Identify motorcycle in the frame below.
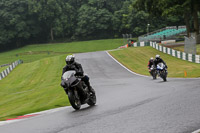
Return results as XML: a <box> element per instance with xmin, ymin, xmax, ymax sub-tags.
<box><xmin>156</xmin><ymin>63</ymin><xmax>168</xmax><ymax>81</ymax></box>
<box><xmin>61</xmin><ymin>70</ymin><xmax>96</xmax><ymax>110</ymax></box>
<box><xmin>149</xmin><ymin>65</ymin><xmax>157</xmax><ymax>79</ymax></box>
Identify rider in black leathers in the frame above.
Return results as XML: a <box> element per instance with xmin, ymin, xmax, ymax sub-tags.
<box><xmin>62</xmin><ymin>55</ymin><xmax>95</xmax><ymax>94</ymax></box>
<box><xmin>147</xmin><ymin>57</ymin><xmax>154</xmax><ymax>70</ymax></box>
<box><xmin>154</xmin><ymin>55</ymin><xmax>167</xmax><ymax>68</ymax></box>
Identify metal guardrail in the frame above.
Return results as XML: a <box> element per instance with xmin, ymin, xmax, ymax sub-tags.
<box><xmin>138</xmin><ymin>26</ymin><xmax>186</xmax><ymax>42</ymax></box>
<box><xmin>0</xmin><ymin>64</ymin><xmax>11</xmax><ymax>68</ymax></box>
<box><xmin>150</xmin><ymin>42</ymin><xmax>200</xmax><ymax>63</ymax></box>
<box><xmin>0</xmin><ymin>60</ymin><xmax>23</xmax><ymax>80</ymax></box>
<box><xmin>178</xmin><ymin>25</ymin><xmax>186</xmax><ymax>29</ymax></box>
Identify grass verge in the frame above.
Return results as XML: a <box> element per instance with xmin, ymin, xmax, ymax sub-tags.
<box><xmin>0</xmin><ymin>39</ymin><xmax>123</xmax><ymax>65</ymax></box>
<box><xmin>109</xmin><ymin>46</ymin><xmax>200</xmax><ymax>78</ymax></box>
<box><xmin>0</xmin><ymin>55</ymin><xmax>68</xmax><ymax>120</ymax></box>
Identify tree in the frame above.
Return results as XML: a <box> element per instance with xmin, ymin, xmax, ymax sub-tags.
<box><xmin>162</xmin><ymin>0</ymin><xmax>200</xmax><ymax>42</ymax></box>
<box><xmin>1</xmin><ymin>0</ymin><xmax>195</xmax><ymax>52</ymax></box>
<box><xmin>75</xmin><ymin>5</ymin><xmax>112</xmax><ymax>39</ymax></box>
<box><xmin>0</xmin><ymin>0</ymin><xmax>32</xmax><ymax>50</ymax></box>
<box><xmin>88</xmin><ymin>0</ymin><xmax>127</xmax><ymax>13</ymax></box>
<box><xmin>112</xmin><ymin>1</ymin><xmax>131</xmax><ymax>36</ymax></box>
<box><xmin>134</xmin><ymin>0</ymin><xmax>200</xmax><ymax>42</ymax></box>
<box><xmin>28</xmin><ymin>0</ymin><xmax>73</xmax><ymax>41</ymax></box>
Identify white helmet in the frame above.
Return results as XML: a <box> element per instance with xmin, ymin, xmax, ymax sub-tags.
<box><xmin>66</xmin><ymin>55</ymin><xmax>75</xmax><ymax>64</ymax></box>
<box><xmin>150</xmin><ymin>57</ymin><xmax>153</xmax><ymax>60</ymax></box>
<box><xmin>155</xmin><ymin>54</ymin><xmax>160</xmax><ymax>59</ymax></box>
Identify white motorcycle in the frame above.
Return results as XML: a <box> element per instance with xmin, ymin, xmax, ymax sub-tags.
<box><xmin>156</xmin><ymin>63</ymin><xmax>168</xmax><ymax>81</ymax></box>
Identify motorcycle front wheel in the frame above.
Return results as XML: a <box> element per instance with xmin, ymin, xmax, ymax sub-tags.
<box><xmin>152</xmin><ymin>71</ymin><xmax>157</xmax><ymax>79</ymax></box>
<box><xmin>68</xmin><ymin>90</ymin><xmax>81</xmax><ymax>110</ymax></box>
<box><xmin>163</xmin><ymin>74</ymin><xmax>167</xmax><ymax>81</ymax></box>
<box><xmin>87</xmin><ymin>88</ymin><xmax>96</xmax><ymax>106</ymax></box>
<box><xmin>161</xmin><ymin>71</ymin><xmax>167</xmax><ymax>82</ymax></box>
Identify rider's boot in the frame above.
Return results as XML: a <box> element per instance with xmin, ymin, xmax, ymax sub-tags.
<box><xmin>88</xmin><ymin>86</ymin><xmax>95</xmax><ymax>94</ymax></box>
<box><xmin>86</xmin><ymin>81</ymin><xmax>95</xmax><ymax>94</ymax></box>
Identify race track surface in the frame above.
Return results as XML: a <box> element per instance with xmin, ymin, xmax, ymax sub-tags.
<box><xmin>0</xmin><ymin>51</ymin><xmax>200</xmax><ymax>133</ymax></box>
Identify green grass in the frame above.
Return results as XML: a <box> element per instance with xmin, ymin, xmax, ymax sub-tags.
<box><xmin>0</xmin><ymin>39</ymin><xmax>123</xmax><ymax>65</ymax></box>
<box><xmin>172</xmin><ymin>44</ymin><xmax>200</xmax><ymax>55</ymax></box>
<box><xmin>0</xmin><ymin>55</ymin><xmax>68</xmax><ymax>120</ymax></box>
<box><xmin>109</xmin><ymin>46</ymin><xmax>200</xmax><ymax>78</ymax></box>
<box><xmin>0</xmin><ymin>39</ymin><xmax>123</xmax><ymax>120</ymax></box>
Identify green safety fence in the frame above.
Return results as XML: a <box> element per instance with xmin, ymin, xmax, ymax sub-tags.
<box><xmin>120</xmin><ymin>42</ymin><xmax>200</xmax><ymax>64</ymax></box>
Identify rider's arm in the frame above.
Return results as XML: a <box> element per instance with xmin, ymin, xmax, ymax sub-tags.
<box><xmin>62</xmin><ymin>65</ymin><xmax>69</xmax><ymax>75</ymax></box>
<box><xmin>62</xmin><ymin>66</ymin><xmax>66</xmax><ymax>75</ymax></box>
<box><xmin>147</xmin><ymin>61</ymin><xmax>151</xmax><ymax>69</ymax></box>
<box><xmin>161</xmin><ymin>59</ymin><xmax>166</xmax><ymax>65</ymax></box>
<box><xmin>153</xmin><ymin>60</ymin><xmax>156</xmax><ymax>67</ymax></box>
<box><xmin>75</xmin><ymin>63</ymin><xmax>84</xmax><ymax>76</ymax></box>
<box><xmin>160</xmin><ymin>59</ymin><xmax>168</xmax><ymax>68</ymax></box>
<box><xmin>61</xmin><ymin>66</ymin><xmax>67</xmax><ymax>79</ymax></box>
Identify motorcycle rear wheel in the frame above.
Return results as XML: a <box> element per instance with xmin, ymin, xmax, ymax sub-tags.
<box><xmin>68</xmin><ymin>91</ymin><xmax>81</xmax><ymax>110</ymax></box>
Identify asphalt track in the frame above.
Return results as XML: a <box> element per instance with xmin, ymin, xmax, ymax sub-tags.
<box><xmin>0</xmin><ymin>51</ymin><xmax>200</xmax><ymax>133</ymax></box>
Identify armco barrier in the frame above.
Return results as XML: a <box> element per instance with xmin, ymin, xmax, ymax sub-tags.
<box><xmin>119</xmin><ymin>42</ymin><xmax>200</xmax><ymax>64</ymax></box>
<box><xmin>0</xmin><ymin>63</ymin><xmax>10</xmax><ymax>67</ymax></box>
<box><xmin>149</xmin><ymin>42</ymin><xmax>200</xmax><ymax>63</ymax></box>
<box><xmin>0</xmin><ymin>60</ymin><xmax>23</xmax><ymax>80</ymax></box>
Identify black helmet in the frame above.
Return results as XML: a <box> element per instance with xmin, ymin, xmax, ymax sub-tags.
<box><xmin>66</xmin><ymin>55</ymin><xmax>75</xmax><ymax>64</ymax></box>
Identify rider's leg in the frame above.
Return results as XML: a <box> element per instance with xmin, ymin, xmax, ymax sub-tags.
<box><xmin>82</xmin><ymin>75</ymin><xmax>95</xmax><ymax>94</ymax></box>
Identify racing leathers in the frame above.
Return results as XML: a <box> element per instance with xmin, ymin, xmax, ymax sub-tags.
<box><xmin>148</xmin><ymin>59</ymin><xmax>154</xmax><ymax>70</ymax></box>
<box><xmin>154</xmin><ymin>58</ymin><xmax>167</xmax><ymax>69</ymax></box>
<box><xmin>62</xmin><ymin>62</ymin><xmax>95</xmax><ymax>94</ymax></box>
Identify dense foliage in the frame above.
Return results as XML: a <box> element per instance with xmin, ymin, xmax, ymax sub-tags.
<box><xmin>0</xmin><ymin>0</ymin><xmax>190</xmax><ymax>51</ymax></box>
<box><xmin>134</xmin><ymin>0</ymin><xmax>200</xmax><ymax>42</ymax></box>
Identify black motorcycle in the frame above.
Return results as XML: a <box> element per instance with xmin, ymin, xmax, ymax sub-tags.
<box><xmin>156</xmin><ymin>63</ymin><xmax>168</xmax><ymax>81</ymax></box>
<box><xmin>61</xmin><ymin>70</ymin><xmax>96</xmax><ymax>110</ymax></box>
<box><xmin>149</xmin><ymin>65</ymin><xmax>157</xmax><ymax>79</ymax></box>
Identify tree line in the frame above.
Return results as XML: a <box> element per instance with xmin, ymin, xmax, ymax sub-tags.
<box><xmin>1</xmin><ymin>0</ymin><xmax>197</xmax><ymax>51</ymax></box>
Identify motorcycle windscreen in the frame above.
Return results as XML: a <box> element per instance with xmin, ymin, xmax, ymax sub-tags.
<box><xmin>62</xmin><ymin>71</ymin><xmax>77</xmax><ymax>85</ymax></box>
<box><xmin>157</xmin><ymin>63</ymin><xmax>165</xmax><ymax>70</ymax></box>
<box><xmin>62</xmin><ymin>71</ymin><xmax>76</xmax><ymax>79</ymax></box>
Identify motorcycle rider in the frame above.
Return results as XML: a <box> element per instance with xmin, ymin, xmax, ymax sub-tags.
<box><xmin>62</xmin><ymin>55</ymin><xmax>95</xmax><ymax>94</ymax></box>
<box><xmin>148</xmin><ymin>57</ymin><xmax>156</xmax><ymax>79</ymax></box>
<box><xmin>148</xmin><ymin>57</ymin><xmax>154</xmax><ymax>70</ymax></box>
<box><xmin>154</xmin><ymin>54</ymin><xmax>168</xmax><ymax>69</ymax></box>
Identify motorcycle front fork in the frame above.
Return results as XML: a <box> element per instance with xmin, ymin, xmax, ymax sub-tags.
<box><xmin>74</xmin><ymin>89</ymin><xmax>80</xmax><ymax>100</ymax></box>
<box><xmin>156</xmin><ymin>70</ymin><xmax>160</xmax><ymax>76</ymax></box>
